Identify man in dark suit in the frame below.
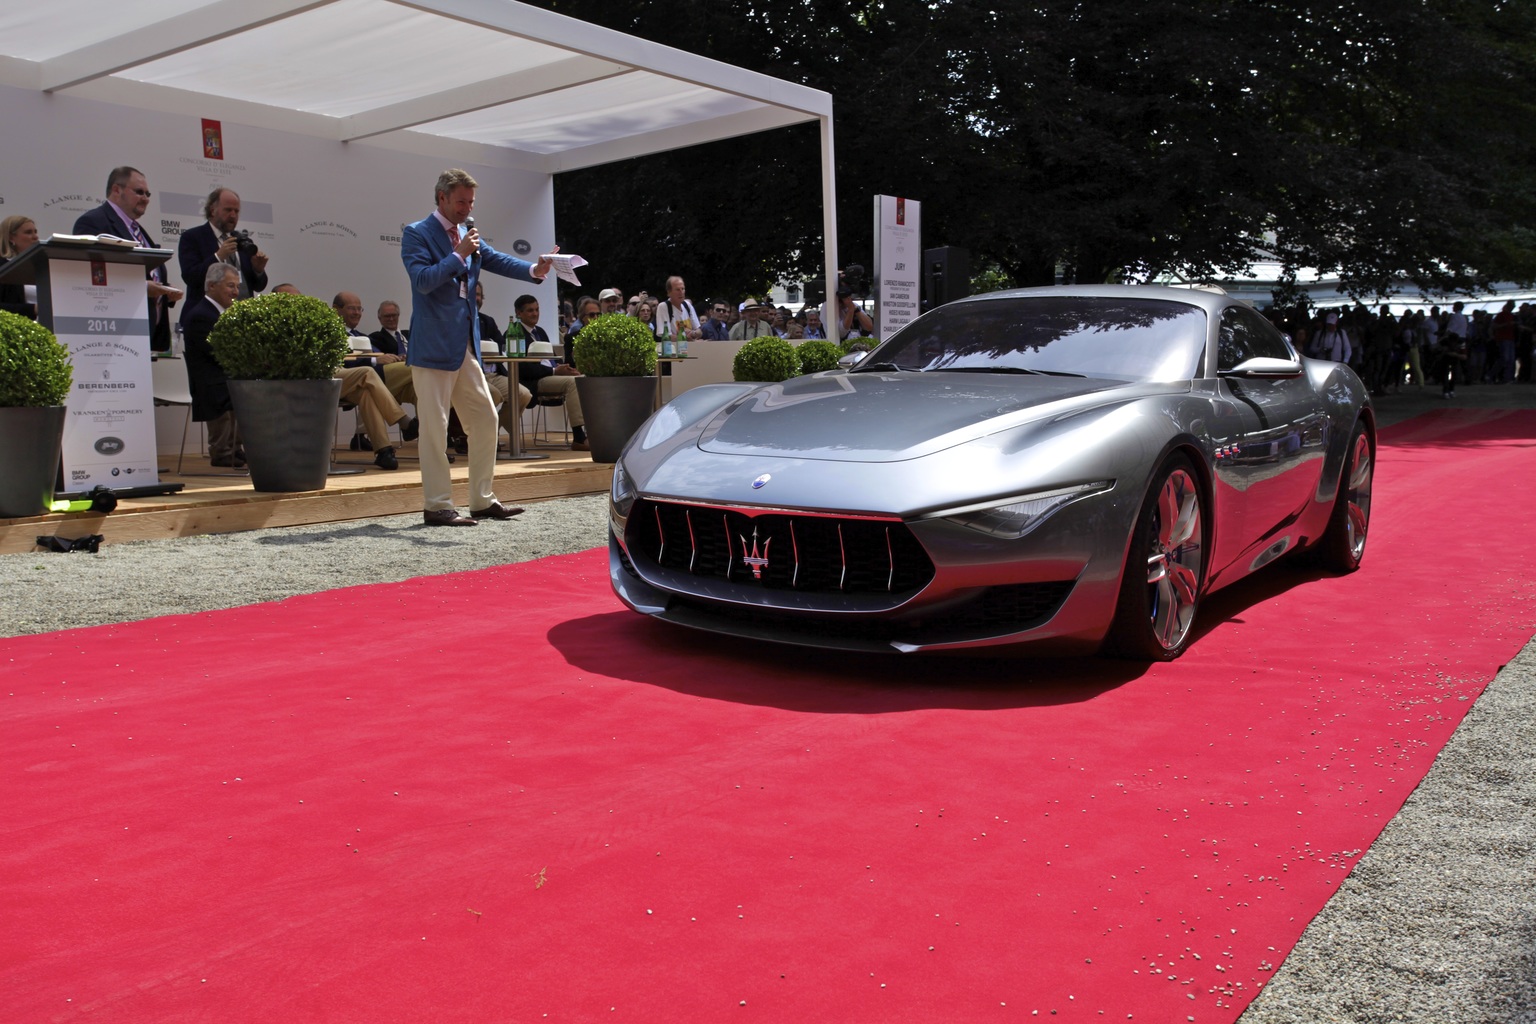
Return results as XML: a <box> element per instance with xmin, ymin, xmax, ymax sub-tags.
<box><xmin>72</xmin><ymin>166</ymin><xmax>181</xmax><ymax>351</ymax></box>
<box><xmin>511</xmin><ymin>293</ymin><xmax>587</xmax><ymax>451</ymax></box>
<box><xmin>177</xmin><ymin>187</ymin><xmax>269</xmax><ymax>315</ymax></box>
<box><xmin>369</xmin><ymin>300</ymin><xmax>409</xmax><ymax>357</ymax></box>
<box><xmin>400</xmin><ymin>167</ymin><xmax>555</xmax><ymax>526</ymax></box>
<box><xmin>181</xmin><ymin>263</ymin><xmax>243</xmax><ymax>466</ymax></box>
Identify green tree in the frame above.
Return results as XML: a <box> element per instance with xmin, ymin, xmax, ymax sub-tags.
<box><xmin>536</xmin><ymin>0</ymin><xmax>1536</xmax><ymax>302</ymax></box>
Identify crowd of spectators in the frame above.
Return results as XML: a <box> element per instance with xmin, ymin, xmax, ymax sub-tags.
<box><xmin>1265</xmin><ymin>300</ymin><xmax>1536</xmax><ymax>398</ymax></box>
<box><xmin>550</xmin><ymin>279</ymin><xmax>868</xmax><ymax>353</ymax></box>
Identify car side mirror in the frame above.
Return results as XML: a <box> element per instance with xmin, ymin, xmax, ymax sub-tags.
<box><xmin>1220</xmin><ymin>356</ymin><xmax>1304</xmax><ymax>379</ymax></box>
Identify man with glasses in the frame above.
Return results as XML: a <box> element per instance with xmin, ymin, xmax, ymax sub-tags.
<box><xmin>73</xmin><ymin>166</ymin><xmax>182</xmax><ymax>351</ymax></box>
<box><xmin>700</xmin><ymin>300</ymin><xmax>732</xmax><ymax>340</ymax></box>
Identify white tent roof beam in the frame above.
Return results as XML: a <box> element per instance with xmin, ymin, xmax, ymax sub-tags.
<box><xmin>38</xmin><ymin>0</ymin><xmax>330</xmax><ymax>93</ymax></box>
<box><xmin>541</xmin><ymin>106</ymin><xmax>819</xmax><ymax>174</ymax></box>
<box><xmin>338</xmin><ymin>55</ymin><xmax>630</xmax><ymax>143</ymax></box>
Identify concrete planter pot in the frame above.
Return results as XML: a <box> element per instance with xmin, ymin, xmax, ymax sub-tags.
<box><xmin>574</xmin><ymin>376</ymin><xmax>656</xmax><ymax>464</ymax></box>
<box><xmin>226</xmin><ymin>378</ymin><xmax>341</xmax><ymax>492</ymax></box>
<box><xmin>0</xmin><ymin>405</ymin><xmax>66</xmax><ymax>518</ymax></box>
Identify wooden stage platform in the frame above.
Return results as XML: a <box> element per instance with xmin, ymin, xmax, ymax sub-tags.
<box><xmin>1</xmin><ymin>441</ymin><xmax>612</xmax><ymax>555</ymax></box>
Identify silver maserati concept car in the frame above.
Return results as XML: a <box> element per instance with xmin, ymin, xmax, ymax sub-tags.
<box><xmin>607</xmin><ymin>284</ymin><xmax>1374</xmax><ymax>659</ymax></box>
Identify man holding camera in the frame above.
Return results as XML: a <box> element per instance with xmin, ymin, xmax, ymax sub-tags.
<box><xmin>178</xmin><ymin>187</ymin><xmax>269</xmax><ymax>314</ymax></box>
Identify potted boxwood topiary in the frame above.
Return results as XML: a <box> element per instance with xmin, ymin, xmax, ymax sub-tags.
<box><xmin>571</xmin><ymin>313</ymin><xmax>659</xmax><ymax>463</ymax></box>
<box><xmin>0</xmin><ymin>310</ymin><xmax>73</xmax><ymax>517</ymax></box>
<box><xmin>208</xmin><ymin>292</ymin><xmax>350</xmax><ymax>492</ymax></box>
<box><xmin>794</xmin><ymin>339</ymin><xmax>844</xmax><ymax>375</ymax></box>
<box><xmin>732</xmin><ymin>336</ymin><xmax>799</xmax><ymax>383</ymax></box>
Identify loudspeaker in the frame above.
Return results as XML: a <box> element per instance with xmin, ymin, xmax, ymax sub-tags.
<box><xmin>924</xmin><ymin>246</ymin><xmax>971</xmax><ymax>308</ymax></box>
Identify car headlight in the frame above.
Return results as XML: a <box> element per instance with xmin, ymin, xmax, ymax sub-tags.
<box><xmin>611</xmin><ymin>460</ymin><xmax>638</xmax><ymax>519</ymax></box>
<box><xmin>933</xmin><ymin>481</ymin><xmax>1112</xmax><ymax>540</ymax></box>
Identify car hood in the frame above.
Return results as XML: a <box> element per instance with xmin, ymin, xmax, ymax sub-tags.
<box><xmin>695</xmin><ymin>370</ymin><xmax>1142</xmax><ymax>462</ymax></box>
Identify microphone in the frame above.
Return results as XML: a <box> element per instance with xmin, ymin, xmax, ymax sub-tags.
<box><xmin>464</xmin><ymin>216</ymin><xmax>479</xmax><ymax>266</ymax></box>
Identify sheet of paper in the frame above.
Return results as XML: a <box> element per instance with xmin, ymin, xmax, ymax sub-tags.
<box><xmin>541</xmin><ymin>253</ymin><xmax>587</xmax><ymax>286</ymax></box>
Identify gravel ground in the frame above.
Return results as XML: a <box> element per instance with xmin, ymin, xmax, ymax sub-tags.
<box><xmin>2</xmin><ymin>383</ymin><xmax>1533</xmax><ymax>1023</ymax></box>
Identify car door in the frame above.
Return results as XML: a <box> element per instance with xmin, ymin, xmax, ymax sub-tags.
<box><xmin>1208</xmin><ymin>305</ymin><xmax>1331</xmax><ymax>577</ymax></box>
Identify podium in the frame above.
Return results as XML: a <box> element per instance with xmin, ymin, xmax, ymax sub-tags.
<box><xmin>0</xmin><ymin>239</ymin><xmax>180</xmax><ymax>497</ymax></box>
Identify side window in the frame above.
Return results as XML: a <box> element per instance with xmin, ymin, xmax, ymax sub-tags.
<box><xmin>1219</xmin><ymin>306</ymin><xmax>1294</xmax><ymax>370</ymax></box>
<box><xmin>1217</xmin><ymin>308</ymin><xmax>1257</xmax><ymax>372</ymax></box>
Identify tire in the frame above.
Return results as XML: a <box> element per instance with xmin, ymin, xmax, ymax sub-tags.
<box><xmin>1314</xmin><ymin>421</ymin><xmax>1373</xmax><ymax>572</ymax></box>
<box><xmin>1103</xmin><ymin>454</ymin><xmax>1207</xmax><ymax>661</ymax></box>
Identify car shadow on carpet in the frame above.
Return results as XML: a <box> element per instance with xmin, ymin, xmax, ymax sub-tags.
<box><xmin>546</xmin><ymin>560</ymin><xmax>1341</xmax><ymax>714</ymax></box>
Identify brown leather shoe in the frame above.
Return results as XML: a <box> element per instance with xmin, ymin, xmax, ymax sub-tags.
<box><xmin>423</xmin><ymin>508</ymin><xmax>478</xmax><ymax>527</ymax></box>
<box><xmin>570</xmin><ymin>440</ymin><xmax>591</xmax><ymax>452</ymax></box>
<box><xmin>468</xmin><ymin>500</ymin><xmax>525</xmax><ymax>520</ymax></box>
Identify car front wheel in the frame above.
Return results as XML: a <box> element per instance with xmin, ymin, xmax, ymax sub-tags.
<box><xmin>1314</xmin><ymin>421</ymin><xmax>1373</xmax><ymax>572</ymax></box>
<box><xmin>1104</xmin><ymin>454</ymin><xmax>1206</xmax><ymax>661</ymax></box>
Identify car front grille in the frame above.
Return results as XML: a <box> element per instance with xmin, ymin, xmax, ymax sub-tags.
<box><xmin>628</xmin><ymin>499</ymin><xmax>935</xmax><ymax>595</ymax></box>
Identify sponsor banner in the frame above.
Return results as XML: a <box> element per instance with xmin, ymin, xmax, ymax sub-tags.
<box><xmin>873</xmin><ymin>194</ymin><xmax>921</xmax><ymax>339</ymax></box>
<box><xmin>52</xmin><ymin>260</ymin><xmax>160</xmax><ymax>490</ymax></box>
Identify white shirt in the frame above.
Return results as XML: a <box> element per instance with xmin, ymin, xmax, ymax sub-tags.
<box><xmin>654</xmin><ymin>298</ymin><xmax>698</xmax><ymax>339</ymax></box>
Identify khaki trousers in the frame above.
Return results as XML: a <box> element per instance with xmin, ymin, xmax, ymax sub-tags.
<box><xmin>412</xmin><ymin>346</ymin><xmax>499</xmax><ymax>512</ymax></box>
<box><xmin>533</xmin><ymin>373</ymin><xmax>583</xmax><ymax>426</ymax></box>
<box><xmin>486</xmin><ymin>372</ymin><xmax>532</xmax><ymax>435</ymax></box>
<box><xmin>382</xmin><ymin>361</ymin><xmax>417</xmax><ymax>406</ymax></box>
<box><xmin>336</xmin><ymin>366</ymin><xmax>406</xmax><ymax>448</ymax></box>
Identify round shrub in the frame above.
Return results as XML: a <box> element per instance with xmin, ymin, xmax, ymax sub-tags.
<box><xmin>795</xmin><ymin>339</ymin><xmax>843</xmax><ymax>374</ymax></box>
<box><xmin>572</xmin><ymin>313</ymin><xmax>658</xmax><ymax>377</ymax></box>
<box><xmin>209</xmin><ymin>292</ymin><xmax>349</xmax><ymax>380</ymax></box>
<box><xmin>733</xmin><ymin>336</ymin><xmax>799</xmax><ymax>383</ymax></box>
<box><xmin>0</xmin><ymin>309</ymin><xmax>73</xmax><ymax>407</ymax></box>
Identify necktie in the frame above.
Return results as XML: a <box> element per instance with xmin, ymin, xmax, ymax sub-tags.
<box><xmin>130</xmin><ymin>220</ymin><xmax>163</xmax><ymax>323</ymax></box>
<box><xmin>445</xmin><ymin>222</ymin><xmax>459</xmax><ymax>254</ymax></box>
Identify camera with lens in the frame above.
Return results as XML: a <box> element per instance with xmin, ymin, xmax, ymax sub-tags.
<box><xmin>838</xmin><ymin>263</ymin><xmax>867</xmax><ymax>298</ymax></box>
<box><xmin>232</xmin><ymin>229</ymin><xmax>258</xmax><ymax>255</ymax></box>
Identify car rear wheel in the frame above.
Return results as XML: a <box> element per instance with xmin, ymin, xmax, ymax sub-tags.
<box><xmin>1104</xmin><ymin>454</ymin><xmax>1206</xmax><ymax>661</ymax></box>
<box><xmin>1314</xmin><ymin>421</ymin><xmax>1373</xmax><ymax>572</ymax></box>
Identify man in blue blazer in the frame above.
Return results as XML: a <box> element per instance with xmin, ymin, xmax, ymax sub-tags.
<box><xmin>177</xmin><ymin>187</ymin><xmax>268</xmax><ymax>316</ymax></box>
<box><xmin>402</xmin><ymin>168</ymin><xmax>556</xmax><ymax>527</ymax></box>
<box><xmin>72</xmin><ymin>166</ymin><xmax>181</xmax><ymax>351</ymax></box>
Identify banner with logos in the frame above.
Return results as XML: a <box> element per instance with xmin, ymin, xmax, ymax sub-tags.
<box><xmin>873</xmin><ymin>194</ymin><xmax>921</xmax><ymax>340</ymax></box>
<box><xmin>51</xmin><ymin>259</ymin><xmax>161</xmax><ymax>491</ymax></box>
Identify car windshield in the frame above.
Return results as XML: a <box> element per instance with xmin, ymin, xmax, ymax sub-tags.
<box><xmin>852</xmin><ymin>295</ymin><xmax>1207</xmax><ymax>382</ymax></box>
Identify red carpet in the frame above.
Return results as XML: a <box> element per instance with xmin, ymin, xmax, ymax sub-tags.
<box><xmin>3</xmin><ymin>409</ymin><xmax>1534</xmax><ymax>1023</ymax></box>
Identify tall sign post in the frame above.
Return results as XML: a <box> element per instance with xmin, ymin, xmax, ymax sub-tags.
<box><xmin>873</xmin><ymin>195</ymin><xmax>921</xmax><ymax>340</ymax></box>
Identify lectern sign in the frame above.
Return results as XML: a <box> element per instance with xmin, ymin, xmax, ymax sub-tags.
<box><xmin>50</xmin><ymin>259</ymin><xmax>160</xmax><ymax>490</ymax></box>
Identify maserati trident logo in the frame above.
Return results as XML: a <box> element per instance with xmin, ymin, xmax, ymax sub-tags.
<box><xmin>752</xmin><ymin>473</ymin><xmax>771</xmax><ymax>489</ymax></box>
<box><xmin>739</xmin><ymin>525</ymin><xmax>771</xmax><ymax>580</ymax></box>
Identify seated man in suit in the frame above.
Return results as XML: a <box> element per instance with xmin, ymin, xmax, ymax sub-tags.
<box><xmin>332</xmin><ymin>291</ymin><xmax>418</xmax><ymax>459</ymax></box>
<box><xmin>72</xmin><ymin>165</ymin><xmax>182</xmax><ymax>351</ymax></box>
<box><xmin>509</xmin><ymin>293</ymin><xmax>587</xmax><ymax>451</ymax></box>
<box><xmin>370</xmin><ymin>300</ymin><xmax>410</xmax><ymax>358</ymax></box>
<box><xmin>181</xmin><ymin>264</ymin><xmax>243</xmax><ymax>467</ymax></box>
<box><xmin>329</xmin><ymin>291</ymin><xmax>413</xmax><ymax>470</ymax></box>
<box><xmin>369</xmin><ymin>298</ymin><xmax>419</xmax><ymax>427</ymax></box>
<box><xmin>177</xmin><ymin>187</ymin><xmax>268</xmax><ymax>313</ymax></box>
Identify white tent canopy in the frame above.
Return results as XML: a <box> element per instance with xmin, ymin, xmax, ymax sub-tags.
<box><xmin>0</xmin><ymin>0</ymin><xmax>839</xmax><ymax>286</ymax></box>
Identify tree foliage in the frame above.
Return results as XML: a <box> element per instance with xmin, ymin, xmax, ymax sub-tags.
<box><xmin>537</xmin><ymin>0</ymin><xmax>1536</xmax><ymax>302</ymax></box>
